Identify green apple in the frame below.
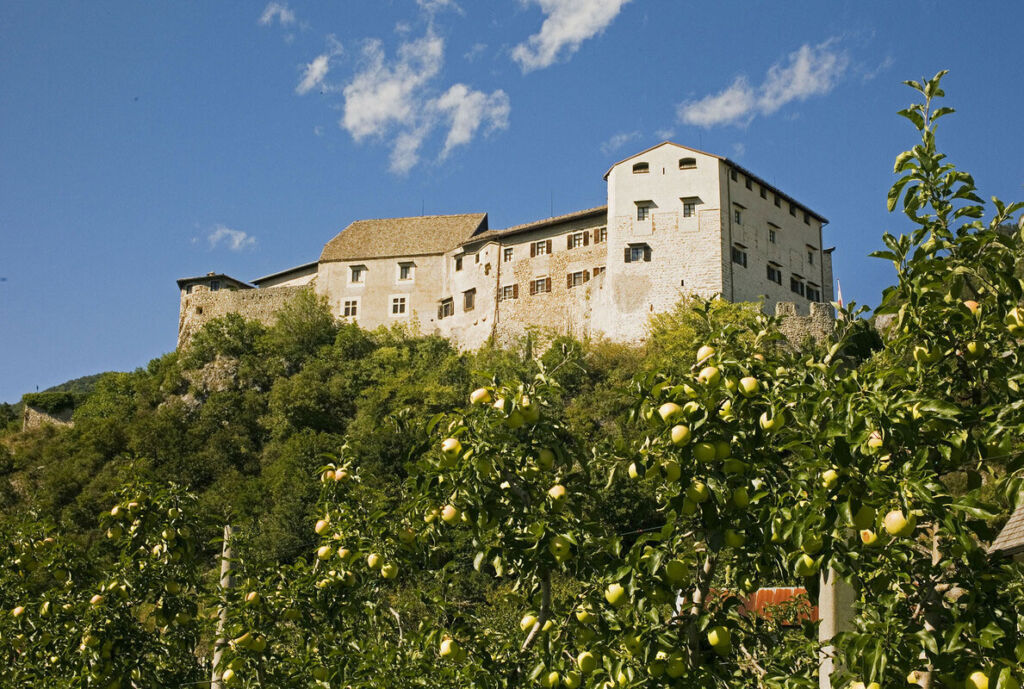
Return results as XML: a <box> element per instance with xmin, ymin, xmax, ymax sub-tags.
<box><xmin>696</xmin><ymin>345</ymin><xmax>715</xmax><ymax>362</ymax></box>
<box><xmin>725</xmin><ymin>377</ymin><xmax>738</xmax><ymax>393</ymax></box>
<box><xmin>441</xmin><ymin>505</ymin><xmax>461</xmax><ymax>525</ymax></box>
<box><xmin>707</xmin><ymin>625</ymin><xmax>732</xmax><ymax>656</ymax></box>
<box><xmin>714</xmin><ymin>440</ymin><xmax>732</xmax><ymax>459</ymax></box>
<box><xmin>316</xmin><ymin>544</ymin><xmax>333</xmax><ymax>561</ymax></box>
<box><xmin>577</xmin><ymin>651</ymin><xmax>598</xmax><ymax>673</ymax></box>
<box><xmin>658</xmin><ymin>402</ymin><xmax>683</xmax><ymax>423</ymax></box>
<box><xmin>686</xmin><ymin>481</ymin><xmax>710</xmax><ymax>503</ymax></box>
<box><xmin>682</xmin><ymin>401</ymin><xmax>701</xmax><ymax>417</ymax></box>
<box><xmin>859</xmin><ymin>529</ymin><xmax>880</xmax><ymax>547</ymax></box>
<box><xmin>520</xmin><ymin>613</ymin><xmax>537</xmax><ymax>632</ymax></box>
<box><xmin>548</xmin><ymin>484</ymin><xmax>567</xmax><ymax>502</ymax></box>
<box><xmin>680</xmin><ymin>498</ymin><xmax>698</xmax><ymax>516</ymax></box>
<box><xmin>913</xmin><ymin>346</ymin><xmax>940</xmax><ymax>365</ymax></box>
<box><xmin>245</xmin><ymin>591</ymin><xmax>260</xmax><ymax>604</ymax></box>
<box><xmin>963</xmin><ymin>299</ymin><xmax>981</xmax><ymax>316</ymax></box>
<box><xmin>549</xmin><ymin>535</ymin><xmax>573</xmax><ymax>562</ymax></box>
<box><xmin>666</xmin><ymin>653</ymin><xmax>687</xmax><ymax>678</ymax></box>
<box><xmin>759</xmin><ymin>411</ymin><xmax>784</xmax><ymax>433</ymax></box>
<box><xmin>622</xmin><ymin>633</ymin><xmax>641</xmax><ymax>655</ymax></box>
<box><xmin>314</xmin><ymin>518</ymin><xmax>330</xmax><ymax>535</ymax></box>
<box><xmin>470</xmin><ymin>387</ymin><xmax>492</xmax><ymax>405</ymax></box>
<box><xmin>729</xmin><ymin>486</ymin><xmax>749</xmax><ymax>508</ymax></box>
<box><xmin>90</xmin><ymin>594</ymin><xmax>104</xmax><ymax>607</ymax></box>
<box><xmin>884</xmin><ymin>510</ymin><xmax>916</xmax><ymax>537</ymax></box>
<box><xmin>575</xmin><ymin>607</ymin><xmax>595</xmax><ymax>624</ymax></box>
<box><xmin>723</xmin><ymin>459</ymin><xmax>748</xmax><ymax>475</ymax></box>
<box><xmin>222</xmin><ymin>668</ymin><xmax>236</xmax><ymax>684</ymax></box>
<box><xmin>724</xmin><ymin>529</ymin><xmax>746</xmax><ymax>548</ymax></box>
<box><xmin>794</xmin><ymin>553</ymin><xmax>819</xmax><ymax>577</ymax></box>
<box><xmin>440</xmin><ymin>438</ymin><xmax>462</xmax><ymax>467</ymax></box>
<box><xmin>664</xmin><ymin>558</ymin><xmax>689</xmax><ymax>584</ymax></box>
<box><xmin>506</xmin><ymin>410</ymin><xmax>526</xmax><ymax>429</ymax></box>
<box><xmin>627</xmin><ymin>462</ymin><xmax>642</xmax><ymax>480</ymax></box>
<box><xmin>698</xmin><ymin>366</ymin><xmax>721</xmax><ymax>386</ymax></box>
<box><xmin>439</xmin><ymin>637</ymin><xmax>460</xmax><ymax>659</ymax></box>
<box><xmin>670</xmin><ymin>424</ymin><xmax>692</xmax><ymax>446</ymax></box>
<box><xmin>380</xmin><ymin>563</ymin><xmax>398</xmax><ymax>579</ymax></box>
<box><xmin>366</xmin><ymin>553</ymin><xmax>382</xmax><ymax>570</ymax></box>
<box><xmin>866</xmin><ymin>431</ymin><xmax>883</xmax><ymax>450</ymax></box>
<box><xmin>822</xmin><ymin>469</ymin><xmax>840</xmax><ymax>489</ymax></box>
<box><xmin>964</xmin><ymin>341</ymin><xmax>986</xmax><ymax>361</ymax></box>
<box><xmin>605</xmin><ymin>583</ymin><xmax>628</xmax><ymax>607</ymax></box>
<box><xmin>738</xmin><ymin>377</ymin><xmax>760</xmax><ymax>397</ymax></box>
<box><xmin>540</xmin><ymin>671</ymin><xmax>560</xmax><ymax>688</ymax></box>
<box><xmin>11</xmin><ymin>606</ymin><xmax>25</xmax><ymax>618</ymax></box>
<box><xmin>521</xmin><ymin>397</ymin><xmax>541</xmax><ymax>424</ymax></box>
<box><xmin>537</xmin><ymin>448</ymin><xmax>556</xmax><ymax>470</ymax></box>
<box><xmin>694</xmin><ymin>442</ymin><xmax>716</xmax><ymax>463</ymax></box>
<box><xmin>661</xmin><ymin>460</ymin><xmax>681</xmax><ymax>482</ymax></box>
<box><xmin>563</xmin><ymin>671</ymin><xmax>582</xmax><ymax>688</ymax></box>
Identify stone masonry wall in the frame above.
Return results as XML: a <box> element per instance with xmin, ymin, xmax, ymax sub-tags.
<box><xmin>775</xmin><ymin>301</ymin><xmax>834</xmax><ymax>344</ymax></box>
<box><xmin>178</xmin><ymin>285</ymin><xmax>308</xmax><ymax>348</ymax></box>
<box><xmin>23</xmin><ymin>406</ymin><xmax>74</xmax><ymax>431</ymax></box>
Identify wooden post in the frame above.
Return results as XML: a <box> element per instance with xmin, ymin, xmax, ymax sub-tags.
<box><xmin>211</xmin><ymin>525</ymin><xmax>234</xmax><ymax>689</ymax></box>
<box><xmin>818</xmin><ymin>568</ymin><xmax>855</xmax><ymax>689</ymax></box>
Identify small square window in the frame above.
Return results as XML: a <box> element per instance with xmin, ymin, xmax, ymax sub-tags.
<box><xmin>630</xmin><ymin>246</ymin><xmax>645</xmax><ymax>262</ymax></box>
<box><xmin>760</xmin><ymin>186</ymin><xmax>767</xmax><ymax>199</ymax></box>
<box><xmin>398</xmin><ymin>263</ymin><xmax>414</xmax><ymax>281</ymax></box>
<box><xmin>730</xmin><ymin>169</ymin><xmax>738</xmax><ymax>182</ymax></box>
<box><xmin>596</xmin><ymin>227</ymin><xmax>607</xmax><ymax>243</ymax></box>
<box><xmin>789</xmin><ymin>203</ymin><xmax>797</xmax><ymax>217</ymax></box>
<box><xmin>439</xmin><ymin>298</ymin><xmax>454</xmax><ymax>319</ymax></box>
<box><xmin>637</xmin><ymin>206</ymin><xmax>649</xmax><ymax>221</ymax></box>
<box><xmin>503</xmin><ymin>247</ymin><xmax>513</xmax><ymax>262</ymax></box>
<box><xmin>567</xmin><ymin>270</ymin><xmax>589</xmax><ymax>288</ymax></box>
<box><xmin>569</xmin><ymin>232</ymin><xmax>585</xmax><ymax>249</ymax></box>
<box><xmin>745</xmin><ymin>177</ymin><xmax>752</xmax><ymax>190</ymax></box>
<box><xmin>210</xmin><ymin>280</ymin><xmax>221</xmax><ymax>291</ymax></box>
<box><xmin>808</xmin><ymin>251</ymin><xmax>815</xmax><ymax>265</ymax></box>
<box><xmin>774</xmin><ymin>194</ymin><xmax>781</xmax><ymax>208</ymax></box>
<box><xmin>350</xmin><ymin>267</ymin><xmax>365</xmax><ymax>284</ymax></box>
<box><xmin>455</xmin><ymin>255</ymin><xmax>463</xmax><ymax>271</ymax></box>
<box><xmin>531</xmin><ymin>240</ymin><xmax>549</xmax><ymax>256</ymax></box>
<box><xmin>343</xmin><ymin>299</ymin><xmax>358</xmax><ymax>318</ymax></box>
<box><xmin>593</xmin><ymin>266</ymin><xmax>605</xmax><ymax>276</ymax></box>
<box><xmin>682</xmin><ymin>201</ymin><xmax>696</xmax><ymax>217</ymax></box>
<box><xmin>391</xmin><ymin>296</ymin><xmax>407</xmax><ymax>315</ymax></box>
<box><xmin>806</xmin><ymin>284</ymin><xmax>821</xmax><ymax>301</ymax></box>
<box><xmin>769</xmin><ymin>228</ymin><xmax>777</xmax><ymax>244</ymax></box>
<box><xmin>731</xmin><ymin>245</ymin><xmax>747</xmax><ymax>268</ymax></box>
<box><xmin>790</xmin><ymin>277</ymin><xmax>805</xmax><ymax>297</ymax></box>
<box><xmin>531</xmin><ymin>277</ymin><xmax>550</xmax><ymax>294</ymax></box>
<box><xmin>500</xmin><ymin>284</ymin><xmax>518</xmax><ymax>301</ymax></box>
<box><xmin>734</xmin><ymin>209</ymin><xmax>743</xmax><ymax>225</ymax></box>
<box><xmin>804</xmin><ymin>212</ymin><xmax>810</xmax><ymax>225</ymax></box>
<box><xmin>767</xmin><ymin>264</ymin><xmax>782</xmax><ymax>285</ymax></box>
<box><xmin>464</xmin><ymin>289</ymin><xmax>475</xmax><ymax>311</ymax></box>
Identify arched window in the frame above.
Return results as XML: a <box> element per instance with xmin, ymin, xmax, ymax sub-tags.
<box><xmin>679</xmin><ymin>157</ymin><xmax>696</xmax><ymax>169</ymax></box>
<box><xmin>632</xmin><ymin>162</ymin><xmax>649</xmax><ymax>174</ymax></box>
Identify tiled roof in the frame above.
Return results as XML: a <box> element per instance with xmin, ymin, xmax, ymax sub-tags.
<box><xmin>991</xmin><ymin>501</ymin><xmax>1024</xmax><ymax>556</ymax></box>
<box><xmin>320</xmin><ymin>213</ymin><xmax>488</xmax><ymax>262</ymax></box>
<box><xmin>252</xmin><ymin>261</ymin><xmax>318</xmax><ymax>286</ymax></box>
<box><xmin>464</xmin><ymin>206</ymin><xmax>607</xmax><ymax>244</ymax></box>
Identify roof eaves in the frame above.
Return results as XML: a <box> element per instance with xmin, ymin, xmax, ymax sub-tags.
<box><xmin>176</xmin><ymin>274</ymin><xmax>254</xmax><ymax>290</ymax></box>
<box><xmin>723</xmin><ymin>158</ymin><xmax>829</xmax><ymax>224</ymax></box>
<box><xmin>463</xmin><ymin>206</ymin><xmax>608</xmax><ymax>246</ymax></box>
<box><xmin>251</xmin><ymin>261</ymin><xmax>318</xmax><ymax>285</ymax></box>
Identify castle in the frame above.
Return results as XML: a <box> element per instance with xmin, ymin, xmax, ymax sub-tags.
<box><xmin>177</xmin><ymin>142</ymin><xmax>835</xmax><ymax>349</ymax></box>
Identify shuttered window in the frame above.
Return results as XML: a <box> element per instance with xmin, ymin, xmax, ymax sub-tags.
<box><xmin>530</xmin><ymin>240</ymin><xmax>552</xmax><ymax>257</ymax></box>
<box><xmin>624</xmin><ymin>244</ymin><xmax>651</xmax><ymax>263</ymax></box>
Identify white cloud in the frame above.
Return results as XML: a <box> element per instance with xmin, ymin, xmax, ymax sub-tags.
<box><xmin>296</xmin><ymin>55</ymin><xmax>330</xmax><ymax>95</ymax></box>
<box><xmin>339</xmin><ymin>32</ymin><xmax>510</xmax><ymax>174</ymax></box>
<box><xmin>655</xmin><ymin>128</ymin><xmax>676</xmax><ymax>141</ymax></box>
<box><xmin>678</xmin><ymin>40</ymin><xmax>848</xmax><ymax>128</ymax></box>
<box><xmin>464</xmin><ymin>42</ymin><xmax>488</xmax><ymax>62</ymax></box>
<box><xmin>732</xmin><ymin>142</ymin><xmax>746</xmax><ymax>157</ymax></box>
<box><xmin>417</xmin><ymin>0</ymin><xmax>462</xmax><ymax>14</ymax></box>
<box><xmin>600</xmin><ymin>130</ymin><xmax>640</xmax><ymax>155</ymax></box>
<box><xmin>435</xmin><ymin>84</ymin><xmax>510</xmax><ymax>159</ymax></box>
<box><xmin>259</xmin><ymin>2</ymin><xmax>295</xmax><ymax>27</ymax></box>
<box><xmin>208</xmin><ymin>226</ymin><xmax>256</xmax><ymax>252</ymax></box>
<box><xmin>512</xmin><ymin>0</ymin><xmax>631</xmax><ymax>72</ymax></box>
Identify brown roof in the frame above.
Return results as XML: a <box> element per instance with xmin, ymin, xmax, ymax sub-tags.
<box><xmin>252</xmin><ymin>261</ymin><xmax>318</xmax><ymax>286</ymax></box>
<box><xmin>320</xmin><ymin>213</ymin><xmax>488</xmax><ymax>262</ymax></box>
<box><xmin>176</xmin><ymin>273</ymin><xmax>253</xmax><ymax>290</ymax></box>
<box><xmin>464</xmin><ymin>206</ymin><xmax>607</xmax><ymax>245</ymax></box>
<box><xmin>991</xmin><ymin>502</ymin><xmax>1024</xmax><ymax>557</ymax></box>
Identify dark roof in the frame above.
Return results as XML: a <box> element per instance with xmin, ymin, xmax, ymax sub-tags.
<box><xmin>320</xmin><ymin>213</ymin><xmax>488</xmax><ymax>262</ymax></box>
<box><xmin>991</xmin><ymin>502</ymin><xmax>1024</xmax><ymax>557</ymax></box>
<box><xmin>603</xmin><ymin>141</ymin><xmax>829</xmax><ymax>224</ymax></box>
<box><xmin>176</xmin><ymin>273</ymin><xmax>253</xmax><ymax>290</ymax></box>
<box><xmin>252</xmin><ymin>261</ymin><xmax>318</xmax><ymax>286</ymax></box>
<box><xmin>463</xmin><ymin>206</ymin><xmax>607</xmax><ymax>246</ymax></box>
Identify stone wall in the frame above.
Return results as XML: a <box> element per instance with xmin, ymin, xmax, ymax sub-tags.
<box><xmin>23</xmin><ymin>406</ymin><xmax>74</xmax><ymax>431</ymax></box>
<box><xmin>774</xmin><ymin>301</ymin><xmax>835</xmax><ymax>344</ymax></box>
<box><xmin>177</xmin><ymin>285</ymin><xmax>308</xmax><ymax>348</ymax></box>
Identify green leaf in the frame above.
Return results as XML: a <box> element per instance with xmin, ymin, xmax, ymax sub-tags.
<box><xmin>978</xmin><ymin>622</ymin><xmax>1006</xmax><ymax>649</ymax></box>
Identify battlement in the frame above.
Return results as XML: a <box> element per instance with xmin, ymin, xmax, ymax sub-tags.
<box><xmin>774</xmin><ymin>301</ymin><xmax>835</xmax><ymax>344</ymax></box>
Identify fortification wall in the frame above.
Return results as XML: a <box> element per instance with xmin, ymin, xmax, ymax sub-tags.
<box><xmin>23</xmin><ymin>406</ymin><xmax>74</xmax><ymax>431</ymax></box>
<box><xmin>774</xmin><ymin>301</ymin><xmax>834</xmax><ymax>344</ymax></box>
<box><xmin>177</xmin><ymin>286</ymin><xmax>307</xmax><ymax>348</ymax></box>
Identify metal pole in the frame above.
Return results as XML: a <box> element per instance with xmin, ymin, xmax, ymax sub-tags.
<box><xmin>211</xmin><ymin>525</ymin><xmax>234</xmax><ymax>689</ymax></box>
<box><xmin>818</xmin><ymin>567</ymin><xmax>855</xmax><ymax>689</ymax></box>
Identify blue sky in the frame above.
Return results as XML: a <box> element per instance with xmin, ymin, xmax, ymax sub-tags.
<box><xmin>1</xmin><ymin>1</ymin><xmax>1022</xmax><ymax>402</ymax></box>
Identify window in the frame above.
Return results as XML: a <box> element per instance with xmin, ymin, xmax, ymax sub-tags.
<box><xmin>682</xmin><ymin>200</ymin><xmax>696</xmax><ymax>217</ymax></box>
<box><xmin>730</xmin><ymin>169</ymin><xmax>738</xmax><ymax>181</ymax></box>
<box><xmin>438</xmin><ymin>298</ymin><xmax>454</xmax><ymax>319</ymax></box>
<box><xmin>731</xmin><ymin>244</ymin><xmax>747</xmax><ymax>268</ymax></box>
<box><xmin>767</xmin><ymin>263</ymin><xmax>782</xmax><ymax>285</ymax></box>
<box><xmin>806</xmin><ymin>284</ymin><xmax>821</xmax><ymax>302</ymax></box>
<box><xmin>769</xmin><ymin>228</ymin><xmax>777</xmax><ymax>244</ymax></box>
<box><xmin>679</xmin><ymin>157</ymin><xmax>696</xmax><ymax>169</ymax></box>
<box><xmin>790</xmin><ymin>276</ymin><xmax>805</xmax><ymax>297</ymax></box>
<box><xmin>637</xmin><ymin>205</ymin><xmax>649</xmax><ymax>221</ymax></box>
<box><xmin>475</xmin><ymin>252</ymin><xmax>480</xmax><ymax>263</ymax></box>
<box><xmin>789</xmin><ymin>203</ymin><xmax>797</xmax><ymax>217</ymax></box>
<box><xmin>745</xmin><ymin>176</ymin><xmax>752</xmax><ymax>190</ymax></box>
<box><xmin>530</xmin><ymin>239</ymin><xmax>551</xmax><ymax>257</ymax></box>
<box><xmin>530</xmin><ymin>277</ymin><xmax>551</xmax><ymax>295</ymax></box>
<box><xmin>774</xmin><ymin>194</ymin><xmax>781</xmax><ymax>208</ymax></box>
<box><xmin>624</xmin><ymin>243</ymin><xmax>651</xmax><ymax>263</ymax></box>
<box><xmin>343</xmin><ymin>299</ymin><xmax>359</xmax><ymax>318</ymax></box>
<box><xmin>455</xmin><ymin>255</ymin><xmax>463</xmax><ymax>271</ymax></box>
<box><xmin>595</xmin><ymin>227</ymin><xmax>608</xmax><ymax>243</ymax></box>
<box><xmin>195</xmin><ymin>306</ymin><xmax>203</xmax><ymax>315</ymax></box>
<box><xmin>464</xmin><ymin>288</ymin><xmax>476</xmax><ymax>311</ymax></box>
<box><xmin>210</xmin><ymin>280</ymin><xmax>221</xmax><ymax>291</ymax></box>
<box><xmin>567</xmin><ymin>270</ymin><xmax>590</xmax><ymax>288</ymax></box>
<box><xmin>503</xmin><ymin>247</ymin><xmax>513</xmax><ymax>262</ymax></box>
<box><xmin>567</xmin><ymin>231</ymin><xmax>589</xmax><ymax>249</ymax></box>
<box><xmin>734</xmin><ymin>208</ymin><xmax>743</xmax><ymax>225</ymax></box>
<box><xmin>391</xmin><ymin>296</ymin><xmax>407</xmax><ymax>316</ymax></box>
<box><xmin>186</xmin><ymin>285</ymin><xmax>193</xmax><ymax>294</ymax></box>
<box><xmin>593</xmin><ymin>266</ymin><xmax>606</xmax><ymax>276</ymax></box>
<box><xmin>760</xmin><ymin>186</ymin><xmax>767</xmax><ymax>199</ymax></box>
<box><xmin>398</xmin><ymin>262</ymin><xmax>414</xmax><ymax>281</ymax></box>
<box><xmin>632</xmin><ymin>162</ymin><xmax>649</xmax><ymax>174</ymax></box>
<box><xmin>500</xmin><ymin>284</ymin><xmax>519</xmax><ymax>301</ymax></box>
<box><xmin>804</xmin><ymin>212</ymin><xmax>810</xmax><ymax>225</ymax></box>
<box><xmin>350</xmin><ymin>266</ymin><xmax>365</xmax><ymax>284</ymax></box>
<box><xmin>808</xmin><ymin>250</ymin><xmax>815</xmax><ymax>265</ymax></box>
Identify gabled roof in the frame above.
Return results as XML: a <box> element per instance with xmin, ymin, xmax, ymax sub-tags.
<box><xmin>252</xmin><ymin>261</ymin><xmax>318</xmax><ymax>286</ymax></box>
<box><xmin>991</xmin><ymin>502</ymin><xmax>1024</xmax><ymax>557</ymax></box>
<box><xmin>176</xmin><ymin>273</ymin><xmax>253</xmax><ymax>290</ymax></box>
<box><xmin>320</xmin><ymin>213</ymin><xmax>488</xmax><ymax>262</ymax></box>
<box><xmin>464</xmin><ymin>206</ymin><xmax>607</xmax><ymax>246</ymax></box>
<box><xmin>604</xmin><ymin>141</ymin><xmax>829</xmax><ymax>224</ymax></box>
